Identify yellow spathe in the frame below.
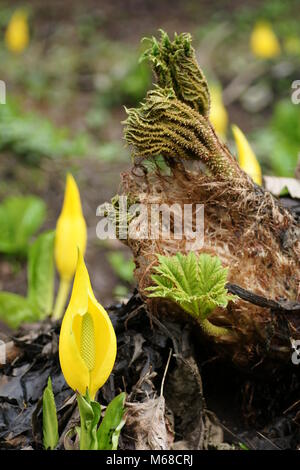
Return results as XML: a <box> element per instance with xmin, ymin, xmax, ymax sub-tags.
<box><xmin>250</xmin><ymin>21</ymin><xmax>281</xmax><ymax>59</ymax></box>
<box><xmin>232</xmin><ymin>124</ymin><xmax>262</xmax><ymax>186</ymax></box>
<box><xmin>59</xmin><ymin>252</ymin><xmax>117</xmax><ymax>399</ymax></box>
<box><xmin>55</xmin><ymin>174</ymin><xmax>87</xmax><ymax>282</ymax></box>
<box><xmin>5</xmin><ymin>10</ymin><xmax>29</xmax><ymax>54</ymax></box>
<box><xmin>209</xmin><ymin>84</ymin><xmax>228</xmax><ymax>139</ymax></box>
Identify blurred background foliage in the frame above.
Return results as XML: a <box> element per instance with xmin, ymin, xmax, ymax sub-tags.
<box><xmin>0</xmin><ymin>0</ymin><xmax>299</xmax><ymax>304</ymax></box>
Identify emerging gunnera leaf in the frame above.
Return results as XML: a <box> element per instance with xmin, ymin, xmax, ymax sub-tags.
<box><xmin>141</xmin><ymin>30</ymin><xmax>210</xmax><ymax>116</ymax></box>
<box><xmin>146</xmin><ymin>252</ymin><xmax>236</xmax><ymax>337</ymax></box>
<box><xmin>120</xmin><ymin>30</ymin><xmax>300</xmax><ymax>369</ymax></box>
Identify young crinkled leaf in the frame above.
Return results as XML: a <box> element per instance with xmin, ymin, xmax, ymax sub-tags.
<box><xmin>43</xmin><ymin>377</ymin><xmax>59</xmax><ymax>450</ymax></box>
<box><xmin>97</xmin><ymin>392</ymin><xmax>126</xmax><ymax>450</ymax></box>
<box><xmin>141</xmin><ymin>31</ymin><xmax>210</xmax><ymax>116</ymax></box>
<box><xmin>28</xmin><ymin>231</ymin><xmax>55</xmax><ymax>318</ymax></box>
<box><xmin>146</xmin><ymin>252</ymin><xmax>236</xmax><ymax>337</ymax></box>
<box><xmin>197</xmin><ymin>253</ymin><xmax>231</xmax><ymax>316</ymax></box>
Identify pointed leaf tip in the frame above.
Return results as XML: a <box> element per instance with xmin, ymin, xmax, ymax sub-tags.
<box><xmin>43</xmin><ymin>377</ymin><xmax>59</xmax><ymax>450</ymax></box>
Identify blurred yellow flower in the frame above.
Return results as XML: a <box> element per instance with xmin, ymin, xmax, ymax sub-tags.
<box><xmin>232</xmin><ymin>124</ymin><xmax>262</xmax><ymax>186</ymax></box>
<box><xmin>250</xmin><ymin>21</ymin><xmax>281</xmax><ymax>59</ymax></box>
<box><xmin>5</xmin><ymin>10</ymin><xmax>29</xmax><ymax>54</ymax></box>
<box><xmin>59</xmin><ymin>251</ymin><xmax>117</xmax><ymax>399</ymax></box>
<box><xmin>209</xmin><ymin>84</ymin><xmax>228</xmax><ymax>139</ymax></box>
<box><xmin>55</xmin><ymin>174</ymin><xmax>87</xmax><ymax>282</ymax></box>
<box><xmin>53</xmin><ymin>174</ymin><xmax>87</xmax><ymax>320</ymax></box>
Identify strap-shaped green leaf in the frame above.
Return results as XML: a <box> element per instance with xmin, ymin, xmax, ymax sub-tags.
<box><xmin>77</xmin><ymin>391</ymin><xmax>101</xmax><ymax>450</ymax></box>
<box><xmin>77</xmin><ymin>392</ymin><xmax>94</xmax><ymax>423</ymax></box>
<box><xmin>97</xmin><ymin>392</ymin><xmax>126</xmax><ymax>450</ymax></box>
<box><xmin>43</xmin><ymin>377</ymin><xmax>59</xmax><ymax>450</ymax></box>
<box><xmin>77</xmin><ymin>392</ymin><xmax>101</xmax><ymax>450</ymax></box>
<box><xmin>28</xmin><ymin>231</ymin><xmax>55</xmax><ymax>318</ymax></box>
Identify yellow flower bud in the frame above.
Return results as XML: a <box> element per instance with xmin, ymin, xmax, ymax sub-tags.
<box><xmin>55</xmin><ymin>174</ymin><xmax>87</xmax><ymax>282</ymax></box>
<box><xmin>250</xmin><ymin>21</ymin><xmax>281</xmax><ymax>59</ymax></box>
<box><xmin>59</xmin><ymin>251</ymin><xmax>117</xmax><ymax>399</ymax></box>
<box><xmin>209</xmin><ymin>84</ymin><xmax>228</xmax><ymax>139</ymax></box>
<box><xmin>232</xmin><ymin>124</ymin><xmax>262</xmax><ymax>186</ymax></box>
<box><xmin>5</xmin><ymin>10</ymin><xmax>29</xmax><ymax>54</ymax></box>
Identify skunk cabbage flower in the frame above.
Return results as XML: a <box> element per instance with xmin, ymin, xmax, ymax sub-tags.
<box><xmin>232</xmin><ymin>124</ymin><xmax>262</xmax><ymax>186</ymax></box>
<box><xmin>5</xmin><ymin>10</ymin><xmax>29</xmax><ymax>54</ymax></box>
<box><xmin>53</xmin><ymin>174</ymin><xmax>87</xmax><ymax>320</ymax></box>
<box><xmin>250</xmin><ymin>21</ymin><xmax>280</xmax><ymax>59</ymax></box>
<box><xmin>209</xmin><ymin>84</ymin><xmax>228</xmax><ymax>139</ymax></box>
<box><xmin>59</xmin><ymin>252</ymin><xmax>117</xmax><ymax>399</ymax></box>
<box><xmin>55</xmin><ymin>174</ymin><xmax>87</xmax><ymax>281</ymax></box>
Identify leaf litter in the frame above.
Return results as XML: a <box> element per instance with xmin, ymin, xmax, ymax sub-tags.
<box><xmin>0</xmin><ymin>290</ymin><xmax>299</xmax><ymax>449</ymax></box>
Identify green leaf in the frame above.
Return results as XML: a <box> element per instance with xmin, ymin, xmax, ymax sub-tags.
<box><xmin>90</xmin><ymin>400</ymin><xmax>102</xmax><ymax>448</ymax></box>
<box><xmin>0</xmin><ymin>292</ymin><xmax>39</xmax><ymax>328</ymax></box>
<box><xmin>43</xmin><ymin>377</ymin><xmax>59</xmax><ymax>450</ymax></box>
<box><xmin>146</xmin><ymin>252</ymin><xmax>236</xmax><ymax>320</ymax></box>
<box><xmin>113</xmin><ymin>284</ymin><xmax>129</xmax><ymax>300</ymax></box>
<box><xmin>107</xmin><ymin>252</ymin><xmax>135</xmax><ymax>283</ymax></box>
<box><xmin>239</xmin><ymin>442</ymin><xmax>249</xmax><ymax>450</ymax></box>
<box><xmin>28</xmin><ymin>231</ymin><xmax>55</xmax><ymax>318</ymax></box>
<box><xmin>253</xmin><ymin>99</ymin><xmax>300</xmax><ymax>177</ymax></box>
<box><xmin>0</xmin><ymin>196</ymin><xmax>46</xmax><ymax>255</ymax></box>
<box><xmin>77</xmin><ymin>392</ymin><xmax>94</xmax><ymax>423</ymax></box>
<box><xmin>0</xmin><ymin>98</ymin><xmax>88</xmax><ymax>162</ymax></box>
<box><xmin>77</xmin><ymin>393</ymin><xmax>100</xmax><ymax>450</ymax></box>
<box><xmin>97</xmin><ymin>392</ymin><xmax>126</xmax><ymax>450</ymax></box>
